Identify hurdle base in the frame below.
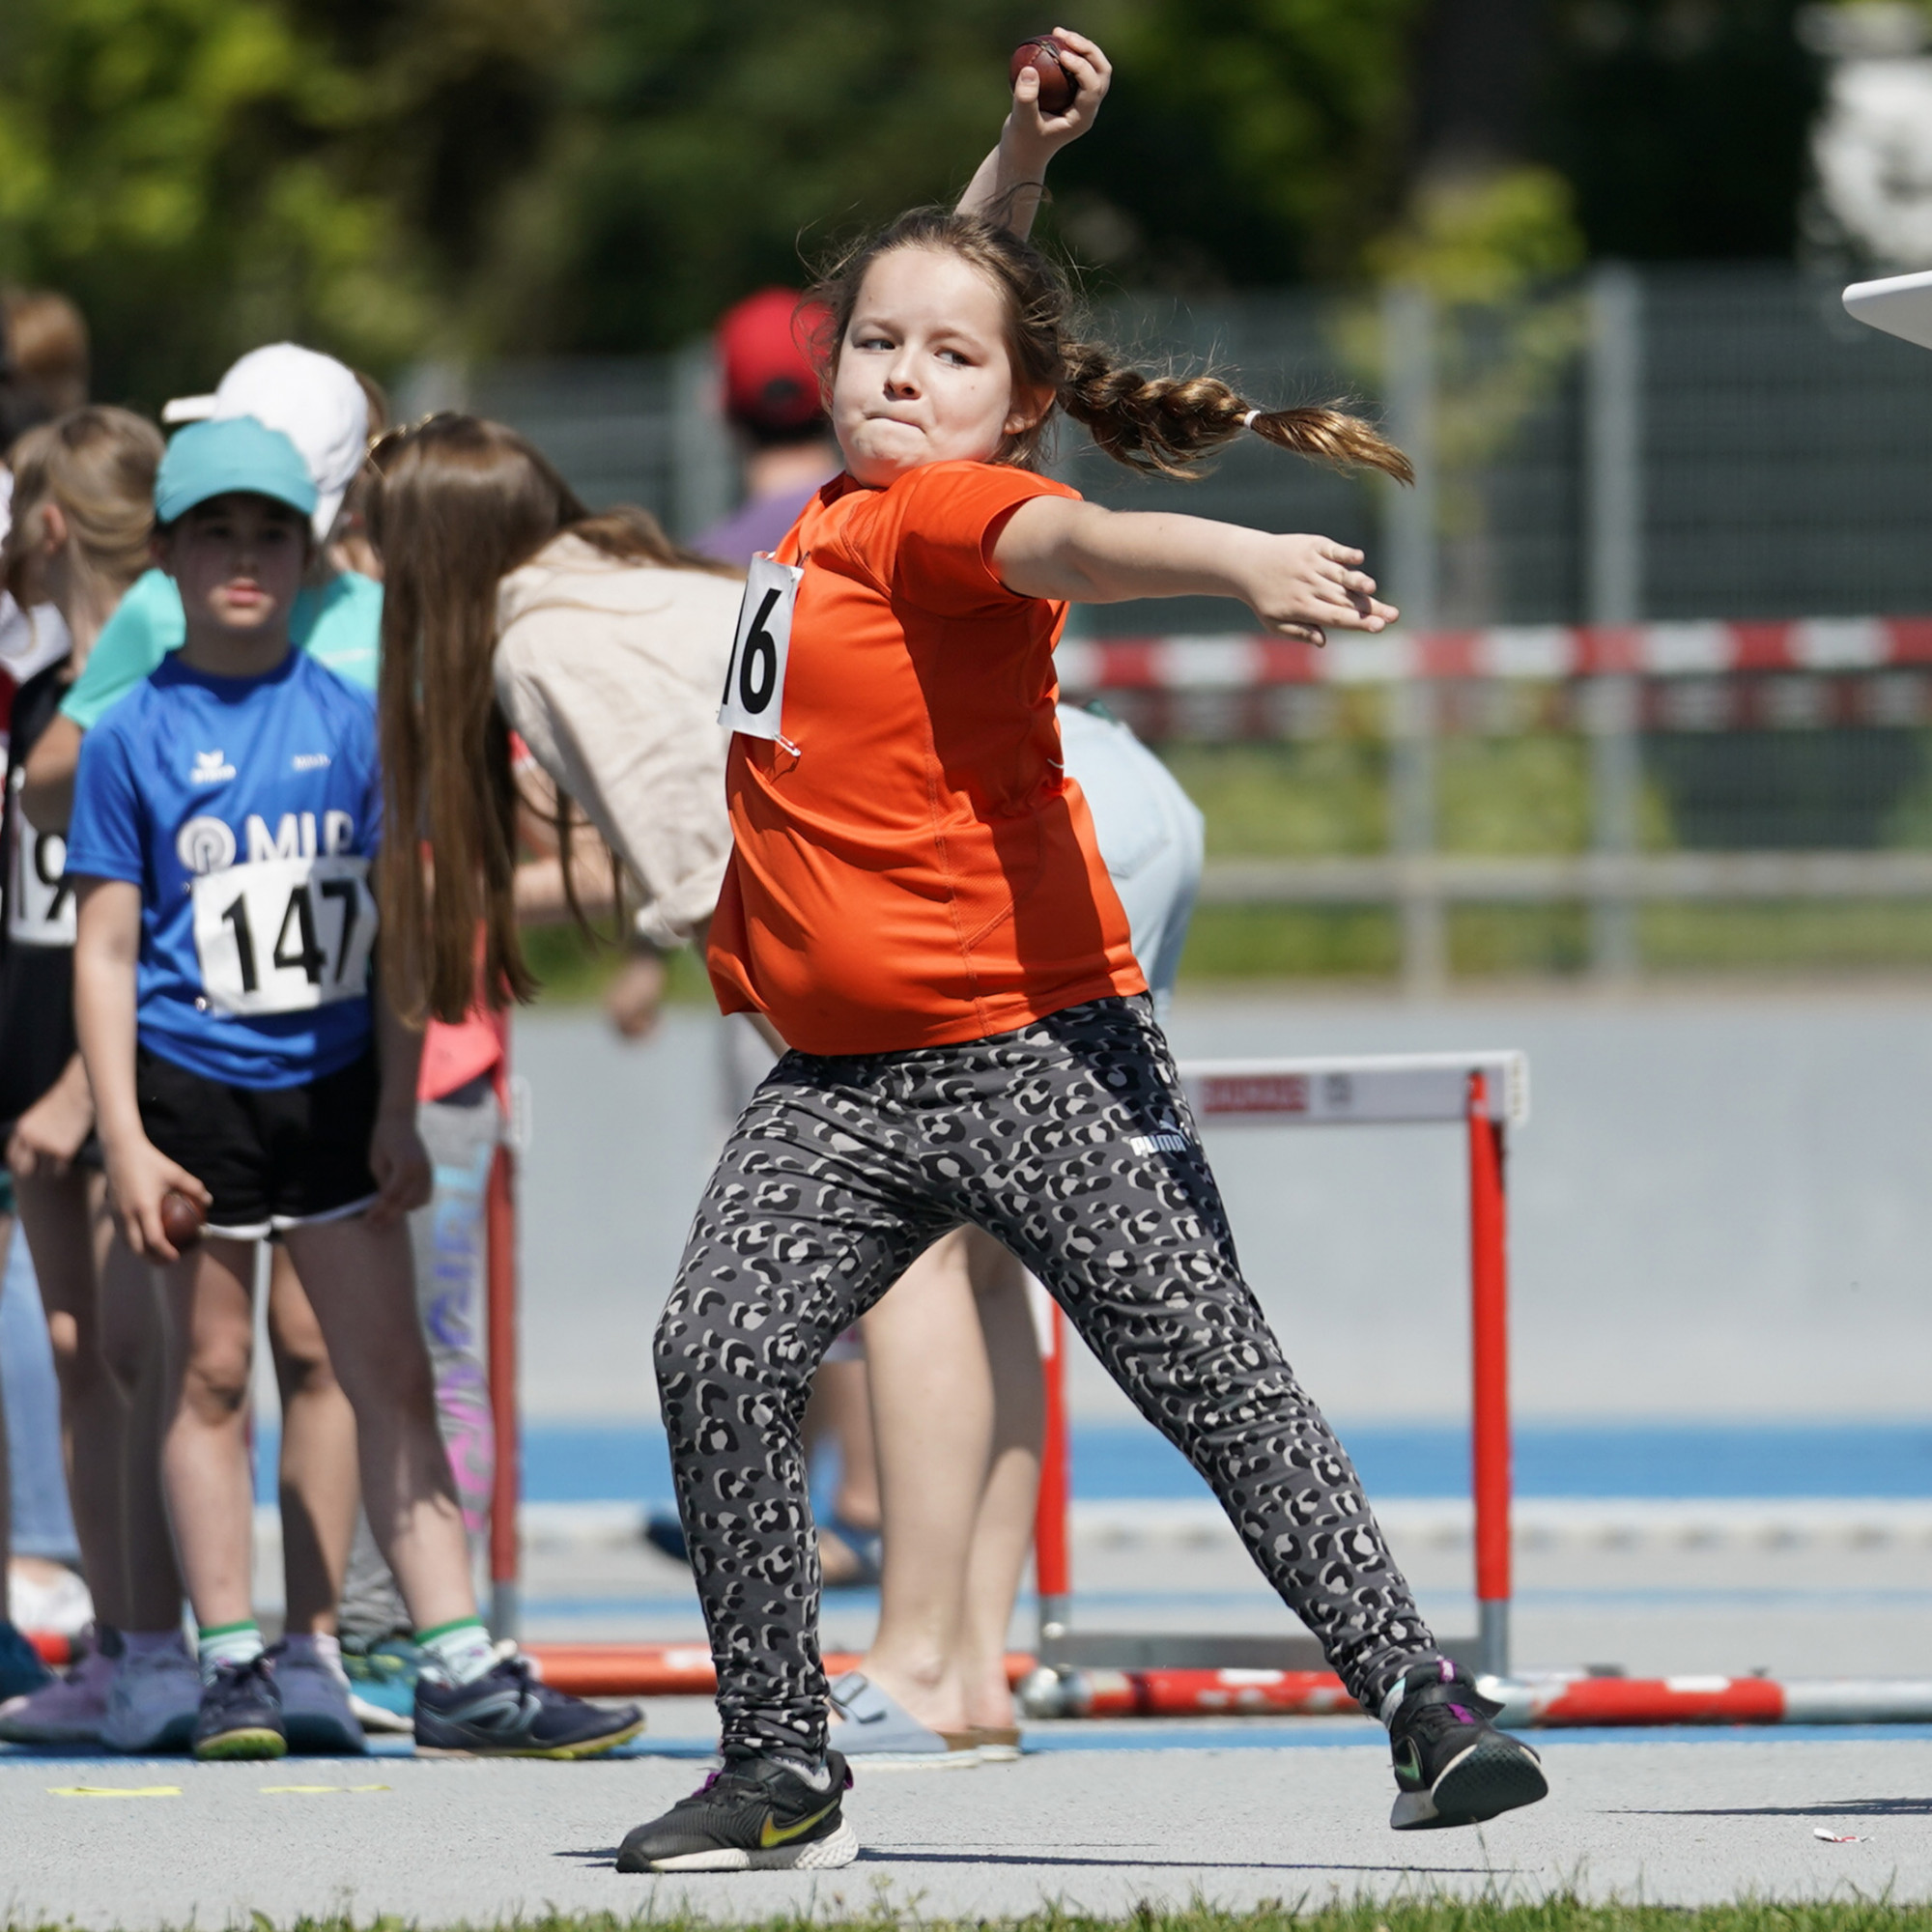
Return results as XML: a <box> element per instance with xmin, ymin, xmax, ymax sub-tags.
<box><xmin>1037</xmin><ymin>1631</ymin><xmax>1484</xmax><ymax>1674</ymax></box>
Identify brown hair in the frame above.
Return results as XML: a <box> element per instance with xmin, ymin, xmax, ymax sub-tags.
<box><xmin>808</xmin><ymin>208</ymin><xmax>1412</xmax><ymax>483</ymax></box>
<box><xmin>367</xmin><ymin>412</ymin><xmax>733</xmax><ymax>1024</ymax></box>
<box><xmin>3</xmin><ymin>406</ymin><xmax>163</xmax><ymax>615</ymax></box>
<box><xmin>1</xmin><ymin>289</ymin><xmax>90</xmax><ymax>430</ymax></box>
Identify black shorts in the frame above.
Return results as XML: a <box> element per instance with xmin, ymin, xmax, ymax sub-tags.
<box><xmin>0</xmin><ymin>941</ymin><xmax>79</xmax><ymax>1126</ymax></box>
<box><xmin>135</xmin><ymin>1045</ymin><xmax>380</xmax><ymax>1239</ymax></box>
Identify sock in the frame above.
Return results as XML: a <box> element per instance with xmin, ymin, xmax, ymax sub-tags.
<box><xmin>197</xmin><ymin>1621</ymin><xmax>264</xmax><ymax>1686</ymax></box>
<box><xmin>1378</xmin><ymin>1656</ymin><xmax>1455</xmax><ymax>1726</ymax></box>
<box><xmin>415</xmin><ymin>1617</ymin><xmax>497</xmax><ymax>1688</ymax></box>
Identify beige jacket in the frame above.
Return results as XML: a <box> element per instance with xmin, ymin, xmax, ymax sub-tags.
<box><xmin>493</xmin><ymin>533</ymin><xmax>742</xmax><ymax>950</ymax></box>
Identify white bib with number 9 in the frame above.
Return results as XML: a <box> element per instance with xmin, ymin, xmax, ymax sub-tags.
<box><xmin>718</xmin><ymin>553</ymin><xmax>803</xmax><ymax>742</ymax></box>
<box><xmin>191</xmin><ymin>855</ymin><xmax>377</xmax><ymax>1016</ymax></box>
<box><xmin>9</xmin><ymin>769</ymin><xmax>74</xmax><ymax>946</ymax></box>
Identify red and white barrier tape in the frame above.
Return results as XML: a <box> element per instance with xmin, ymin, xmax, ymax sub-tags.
<box><xmin>1023</xmin><ymin>1665</ymin><xmax>1932</xmax><ymax>1726</ymax></box>
<box><xmin>1058</xmin><ymin>617</ymin><xmax>1932</xmax><ymax>691</ymax></box>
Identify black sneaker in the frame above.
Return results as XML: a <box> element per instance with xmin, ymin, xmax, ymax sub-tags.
<box><xmin>1386</xmin><ymin>1660</ymin><xmax>1546</xmax><ymax>1830</ymax></box>
<box><xmin>192</xmin><ymin>1656</ymin><xmax>287</xmax><ymax>1761</ymax></box>
<box><xmin>615</xmin><ymin>1747</ymin><xmax>857</xmax><ymax>1872</ymax></box>
<box><xmin>412</xmin><ymin>1654</ymin><xmax>643</xmax><ymax>1758</ymax></box>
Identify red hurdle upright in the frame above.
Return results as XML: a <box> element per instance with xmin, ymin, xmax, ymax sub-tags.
<box><xmin>1032</xmin><ymin>1049</ymin><xmax>1528</xmax><ymax>1681</ymax></box>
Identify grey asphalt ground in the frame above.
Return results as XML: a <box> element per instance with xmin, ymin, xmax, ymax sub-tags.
<box><xmin>8</xmin><ymin>1723</ymin><xmax>1932</xmax><ymax>1923</ymax></box>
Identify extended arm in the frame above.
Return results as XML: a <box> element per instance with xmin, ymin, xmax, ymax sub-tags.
<box><xmin>73</xmin><ymin>878</ymin><xmax>210</xmax><ymax>1258</ymax></box>
<box><xmin>991</xmin><ymin>497</ymin><xmax>1399</xmax><ymax>645</ymax></box>
<box><xmin>512</xmin><ymin>851</ymin><xmax>620</xmax><ymax>926</ymax></box>
<box><xmin>957</xmin><ymin>29</ymin><xmax>1112</xmax><ymax>240</ymax></box>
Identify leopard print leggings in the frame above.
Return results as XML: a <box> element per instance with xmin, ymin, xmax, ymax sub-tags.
<box><xmin>655</xmin><ymin>994</ymin><xmax>1441</xmax><ymax>1757</ymax></box>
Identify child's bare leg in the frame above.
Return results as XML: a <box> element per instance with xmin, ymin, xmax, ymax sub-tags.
<box><xmin>156</xmin><ymin>1237</ymin><xmax>258</xmax><ymax>1630</ymax></box>
<box><xmin>857</xmin><ymin>1227</ymin><xmax>992</xmax><ymax>1733</ymax></box>
<box><xmin>14</xmin><ymin>1167</ymin><xmax>131</xmax><ymax>1625</ymax></box>
<box><xmin>955</xmin><ymin>1234</ymin><xmax>1042</xmax><ymax>1731</ymax></box>
<box><xmin>265</xmin><ymin>1246</ymin><xmax>357</xmax><ymax>1634</ymax></box>
<box><xmin>98</xmin><ymin>1236</ymin><xmax>185</xmax><ymax>1631</ymax></box>
<box><xmin>280</xmin><ymin>1215</ymin><xmax>471</xmax><ymax>1632</ymax></box>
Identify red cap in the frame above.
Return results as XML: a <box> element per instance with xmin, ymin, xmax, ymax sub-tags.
<box><xmin>717</xmin><ymin>287</ymin><xmax>829</xmax><ymax>436</ymax></box>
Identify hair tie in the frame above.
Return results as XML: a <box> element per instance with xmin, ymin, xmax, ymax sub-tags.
<box><xmin>1240</xmin><ymin>409</ymin><xmax>1263</xmax><ymax>431</ymax></box>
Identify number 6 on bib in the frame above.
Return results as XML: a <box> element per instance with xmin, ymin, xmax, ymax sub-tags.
<box><xmin>719</xmin><ymin>554</ymin><xmax>802</xmax><ymax>742</ymax></box>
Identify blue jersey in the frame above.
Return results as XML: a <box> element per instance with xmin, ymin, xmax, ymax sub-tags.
<box><xmin>66</xmin><ymin>649</ymin><xmax>383</xmax><ymax>1089</ymax></box>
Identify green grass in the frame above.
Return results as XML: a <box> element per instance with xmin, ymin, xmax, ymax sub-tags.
<box><xmin>19</xmin><ymin>1899</ymin><xmax>1932</xmax><ymax>1932</ymax></box>
<box><xmin>517</xmin><ymin>924</ymin><xmax>718</xmax><ymax>1011</ymax></box>
<box><xmin>509</xmin><ymin>734</ymin><xmax>1932</xmax><ymax>1000</ymax></box>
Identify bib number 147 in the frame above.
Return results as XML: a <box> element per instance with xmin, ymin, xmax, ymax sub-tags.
<box><xmin>718</xmin><ymin>554</ymin><xmax>803</xmax><ymax>742</ymax></box>
<box><xmin>191</xmin><ymin>856</ymin><xmax>377</xmax><ymax>1016</ymax></box>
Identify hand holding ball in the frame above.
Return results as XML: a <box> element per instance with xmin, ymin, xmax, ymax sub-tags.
<box><xmin>1010</xmin><ymin>38</ymin><xmax>1077</xmax><ymax>114</ymax></box>
<box><xmin>159</xmin><ymin>1188</ymin><xmax>205</xmax><ymax>1253</ymax></box>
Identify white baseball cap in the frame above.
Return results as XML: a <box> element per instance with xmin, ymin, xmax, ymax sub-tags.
<box><xmin>162</xmin><ymin>343</ymin><xmax>369</xmax><ymax>541</ymax></box>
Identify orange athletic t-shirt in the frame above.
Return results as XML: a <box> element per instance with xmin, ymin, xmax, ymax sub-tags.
<box><xmin>707</xmin><ymin>460</ymin><xmax>1146</xmax><ymax>1056</ymax></box>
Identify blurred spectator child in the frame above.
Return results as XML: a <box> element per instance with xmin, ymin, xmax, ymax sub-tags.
<box><xmin>0</xmin><ymin>409</ymin><xmax>200</xmax><ymax>1746</ymax></box>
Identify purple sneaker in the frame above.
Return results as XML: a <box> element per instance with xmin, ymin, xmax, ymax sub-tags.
<box><xmin>0</xmin><ymin>1628</ymin><xmax>114</xmax><ymax>1745</ymax></box>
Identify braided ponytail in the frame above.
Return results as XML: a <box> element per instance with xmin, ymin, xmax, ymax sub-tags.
<box><xmin>810</xmin><ymin>207</ymin><xmax>1411</xmax><ymax>485</ymax></box>
<box><xmin>1059</xmin><ymin>344</ymin><xmax>1412</xmax><ymax>483</ymax></box>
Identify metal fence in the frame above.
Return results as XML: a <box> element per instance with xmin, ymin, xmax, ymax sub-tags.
<box><xmin>405</xmin><ymin>265</ymin><xmax>1932</xmax><ymax>983</ymax></box>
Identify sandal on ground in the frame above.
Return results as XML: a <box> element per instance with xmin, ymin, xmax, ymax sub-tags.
<box><xmin>826</xmin><ymin>1671</ymin><xmax>980</xmax><ymax>1768</ymax></box>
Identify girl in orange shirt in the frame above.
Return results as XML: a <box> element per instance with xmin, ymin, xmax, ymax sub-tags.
<box><xmin>619</xmin><ymin>198</ymin><xmax>1548</xmax><ymax>1867</ymax></box>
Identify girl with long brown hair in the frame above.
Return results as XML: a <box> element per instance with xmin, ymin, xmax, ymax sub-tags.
<box><xmin>369</xmin><ymin>419</ymin><xmax>740</xmax><ymax>1026</ymax></box>
<box><xmin>616</xmin><ymin>198</ymin><xmax>1546</xmax><ymax>1869</ymax></box>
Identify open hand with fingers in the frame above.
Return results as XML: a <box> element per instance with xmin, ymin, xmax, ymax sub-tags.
<box><xmin>1235</xmin><ymin>532</ymin><xmax>1399</xmax><ymax>645</ymax></box>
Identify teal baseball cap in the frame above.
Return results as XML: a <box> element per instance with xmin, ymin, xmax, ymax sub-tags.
<box><xmin>155</xmin><ymin>415</ymin><xmax>319</xmax><ymax>526</ymax></box>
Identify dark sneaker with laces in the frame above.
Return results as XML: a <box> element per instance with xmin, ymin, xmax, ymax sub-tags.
<box><xmin>412</xmin><ymin>1654</ymin><xmax>643</xmax><ymax>1758</ymax></box>
<box><xmin>193</xmin><ymin>1656</ymin><xmax>287</xmax><ymax>1761</ymax></box>
<box><xmin>615</xmin><ymin>1747</ymin><xmax>858</xmax><ymax>1872</ymax></box>
<box><xmin>1386</xmin><ymin>1659</ymin><xmax>1547</xmax><ymax>1830</ymax></box>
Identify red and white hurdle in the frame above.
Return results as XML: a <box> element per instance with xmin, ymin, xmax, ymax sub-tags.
<box><xmin>1032</xmin><ymin>1048</ymin><xmax>1528</xmax><ymax>1681</ymax></box>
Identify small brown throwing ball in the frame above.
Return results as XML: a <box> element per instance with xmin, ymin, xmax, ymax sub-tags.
<box><xmin>159</xmin><ymin>1188</ymin><xmax>205</xmax><ymax>1252</ymax></box>
<box><xmin>1010</xmin><ymin>38</ymin><xmax>1076</xmax><ymax>114</ymax></box>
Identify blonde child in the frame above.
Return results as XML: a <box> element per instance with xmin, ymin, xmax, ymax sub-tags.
<box><xmin>0</xmin><ymin>409</ymin><xmax>193</xmax><ymax>1747</ymax></box>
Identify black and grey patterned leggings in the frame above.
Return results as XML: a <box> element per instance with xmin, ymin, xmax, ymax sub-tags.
<box><xmin>655</xmin><ymin>994</ymin><xmax>1440</xmax><ymax>1757</ymax></box>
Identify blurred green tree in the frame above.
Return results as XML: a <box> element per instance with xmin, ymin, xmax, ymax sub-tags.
<box><xmin>0</xmin><ymin>0</ymin><xmax>569</xmax><ymax>407</ymax></box>
<box><xmin>0</xmin><ymin>0</ymin><xmax>1826</xmax><ymax>401</ymax></box>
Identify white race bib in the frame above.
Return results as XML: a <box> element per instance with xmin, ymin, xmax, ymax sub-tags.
<box><xmin>718</xmin><ymin>554</ymin><xmax>802</xmax><ymax>744</ymax></box>
<box><xmin>7</xmin><ymin>768</ymin><xmax>73</xmax><ymax>946</ymax></box>
<box><xmin>190</xmin><ymin>855</ymin><xmax>377</xmax><ymax>1016</ymax></box>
